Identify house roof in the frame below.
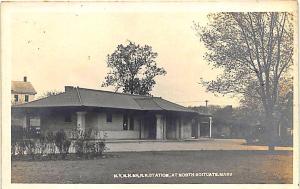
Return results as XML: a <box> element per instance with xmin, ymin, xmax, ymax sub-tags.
<box><xmin>11</xmin><ymin>81</ymin><xmax>37</xmax><ymax>95</ymax></box>
<box><xmin>12</xmin><ymin>86</ymin><xmax>205</xmax><ymax>114</ymax></box>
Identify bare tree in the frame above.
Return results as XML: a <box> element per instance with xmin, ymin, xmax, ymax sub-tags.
<box><xmin>194</xmin><ymin>12</ymin><xmax>294</xmax><ymax>149</ymax></box>
<box><xmin>38</xmin><ymin>90</ymin><xmax>62</xmax><ymax>99</ymax></box>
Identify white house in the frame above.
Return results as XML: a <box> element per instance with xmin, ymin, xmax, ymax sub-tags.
<box><xmin>11</xmin><ymin>76</ymin><xmax>39</xmax><ymax>128</ymax></box>
<box><xmin>11</xmin><ymin>76</ymin><xmax>36</xmax><ymax>104</ymax></box>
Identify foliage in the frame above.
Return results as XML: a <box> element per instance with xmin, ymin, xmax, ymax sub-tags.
<box><xmin>24</xmin><ymin>139</ymin><xmax>37</xmax><ymax>160</ymax></box>
<box><xmin>54</xmin><ymin>130</ymin><xmax>71</xmax><ymax>159</ymax></box>
<box><xmin>73</xmin><ymin>128</ymin><xmax>89</xmax><ymax>157</ymax></box>
<box><xmin>94</xmin><ymin>141</ymin><xmax>106</xmax><ymax>156</ymax></box>
<box><xmin>240</xmin><ymin>76</ymin><xmax>293</xmax><ymax>123</ymax></box>
<box><xmin>11</xmin><ymin>127</ymin><xmax>41</xmax><ymax>142</ymax></box>
<box><xmin>38</xmin><ymin>90</ymin><xmax>62</xmax><ymax>99</ymax></box>
<box><xmin>192</xmin><ymin>105</ymin><xmax>270</xmax><ymax>139</ymax></box>
<box><xmin>46</xmin><ymin>131</ymin><xmax>56</xmax><ymax>157</ymax></box>
<box><xmin>194</xmin><ymin>12</ymin><xmax>294</xmax><ymax>147</ymax></box>
<box><xmin>11</xmin><ymin>141</ymin><xmax>26</xmax><ymax>157</ymax></box>
<box><xmin>74</xmin><ymin>139</ymin><xmax>84</xmax><ymax>157</ymax></box>
<box><xmin>102</xmin><ymin>41</ymin><xmax>166</xmax><ymax>95</ymax></box>
<box><xmin>11</xmin><ymin>128</ymin><xmax>107</xmax><ymax>161</ymax></box>
<box><xmin>16</xmin><ymin>141</ymin><xmax>26</xmax><ymax>156</ymax></box>
<box><xmin>11</xmin><ymin>127</ymin><xmax>42</xmax><ymax>159</ymax></box>
<box><xmin>37</xmin><ymin>135</ymin><xmax>48</xmax><ymax>156</ymax></box>
<box><xmin>277</xmin><ymin>77</ymin><xmax>293</xmax><ymax>129</ymax></box>
<box><xmin>83</xmin><ymin>141</ymin><xmax>106</xmax><ymax>158</ymax></box>
<box><xmin>72</xmin><ymin>128</ymin><xmax>106</xmax><ymax>158</ymax></box>
<box><xmin>11</xmin><ymin>141</ymin><xmax>17</xmax><ymax>157</ymax></box>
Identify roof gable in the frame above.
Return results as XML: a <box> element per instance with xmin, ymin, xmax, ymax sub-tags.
<box><xmin>78</xmin><ymin>88</ymin><xmax>143</xmax><ymax>110</ymax></box>
<box><xmin>11</xmin><ymin>81</ymin><xmax>37</xmax><ymax>95</ymax></box>
<box><xmin>13</xmin><ymin>89</ymin><xmax>81</xmax><ymax>108</ymax></box>
<box><xmin>134</xmin><ymin>98</ymin><xmax>163</xmax><ymax>110</ymax></box>
<box><xmin>152</xmin><ymin>97</ymin><xmax>195</xmax><ymax>112</ymax></box>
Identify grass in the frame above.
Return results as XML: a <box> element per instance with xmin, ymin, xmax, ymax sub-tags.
<box><xmin>11</xmin><ymin>150</ymin><xmax>292</xmax><ymax>184</ymax></box>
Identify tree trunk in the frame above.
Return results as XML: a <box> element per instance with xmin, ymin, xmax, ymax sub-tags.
<box><xmin>263</xmin><ymin>112</ymin><xmax>278</xmax><ymax>150</ymax></box>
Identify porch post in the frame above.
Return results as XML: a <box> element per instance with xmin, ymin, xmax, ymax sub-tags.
<box><xmin>76</xmin><ymin>111</ymin><xmax>87</xmax><ymax>131</ymax></box>
<box><xmin>209</xmin><ymin>117</ymin><xmax>212</xmax><ymax>138</ymax></box>
<box><xmin>139</xmin><ymin>119</ymin><xmax>142</xmax><ymax>139</ymax></box>
<box><xmin>156</xmin><ymin>114</ymin><xmax>165</xmax><ymax>140</ymax></box>
<box><xmin>163</xmin><ymin>116</ymin><xmax>167</xmax><ymax>140</ymax></box>
<box><xmin>197</xmin><ymin>119</ymin><xmax>201</xmax><ymax>138</ymax></box>
<box><xmin>180</xmin><ymin>117</ymin><xmax>185</xmax><ymax>139</ymax></box>
<box><xmin>22</xmin><ymin>113</ymin><xmax>30</xmax><ymax>128</ymax></box>
<box><xmin>176</xmin><ymin>117</ymin><xmax>180</xmax><ymax>139</ymax></box>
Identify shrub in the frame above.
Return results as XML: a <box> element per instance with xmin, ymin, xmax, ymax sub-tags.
<box><xmin>38</xmin><ymin>135</ymin><xmax>48</xmax><ymax>156</ymax></box>
<box><xmin>46</xmin><ymin>132</ymin><xmax>56</xmax><ymax>159</ymax></box>
<box><xmin>11</xmin><ymin>128</ymin><xmax>107</xmax><ymax>161</ymax></box>
<box><xmin>24</xmin><ymin>139</ymin><xmax>37</xmax><ymax>160</ymax></box>
<box><xmin>55</xmin><ymin>129</ymin><xmax>71</xmax><ymax>159</ymax></box>
<box><xmin>95</xmin><ymin>141</ymin><xmax>106</xmax><ymax>156</ymax></box>
<box><xmin>74</xmin><ymin>139</ymin><xmax>84</xmax><ymax>157</ymax></box>
<box><xmin>11</xmin><ymin>141</ymin><xmax>16</xmax><ymax>157</ymax></box>
<box><xmin>81</xmin><ymin>141</ymin><xmax>106</xmax><ymax>159</ymax></box>
<box><xmin>73</xmin><ymin>128</ymin><xmax>106</xmax><ymax>159</ymax></box>
<box><xmin>17</xmin><ymin>141</ymin><xmax>27</xmax><ymax>156</ymax></box>
<box><xmin>73</xmin><ymin>129</ymin><xmax>85</xmax><ymax>157</ymax></box>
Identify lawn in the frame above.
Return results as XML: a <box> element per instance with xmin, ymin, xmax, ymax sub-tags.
<box><xmin>11</xmin><ymin>150</ymin><xmax>292</xmax><ymax>184</ymax></box>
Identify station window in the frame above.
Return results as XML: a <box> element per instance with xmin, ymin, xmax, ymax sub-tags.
<box><xmin>106</xmin><ymin>112</ymin><xmax>112</xmax><ymax>123</ymax></box>
<box><xmin>129</xmin><ymin>117</ymin><xmax>134</xmax><ymax>130</ymax></box>
<box><xmin>64</xmin><ymin>114</ymin><xmax>72</xmax><ymax>122</ymax></box>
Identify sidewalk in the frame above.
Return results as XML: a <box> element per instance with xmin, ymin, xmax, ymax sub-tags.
<box><xmin>105</xmin><ymin>139</ymin><xmax>293</xmax><ymax>152</ymax></box>
<box><xmin>105</xmin><ymin>137</ymin><xmax>213</xmax><ymax>143</ymax></box>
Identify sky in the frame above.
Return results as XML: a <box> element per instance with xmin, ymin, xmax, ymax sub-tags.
<box><xmin>8</xmin><ymin>3</ymin><xmax>241</xmax><ymax>107</ymax></box>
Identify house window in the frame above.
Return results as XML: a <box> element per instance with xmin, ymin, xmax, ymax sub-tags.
<box><xmin>106</xmin><ymin>112</ymin><xmax>112</xmax><ymax>123</ymax></box>
<box><xmin>25</xmin><ymin>95</ymin><xmax>29</xmax><ymax>102</ymax></box>
<box><xmin>14</xmin><ymin>95</ymin><xmax>18</xmax><ymax>102</ymax></box>
<box><xmin>64</xmin><ymin>114</ymin><xmax>72</xmax><ymax>122</ymax></box>
<box><xmin>129</xmin><ymin>116</ymin><xmax>134</xmax><ymax>130</ymax></box>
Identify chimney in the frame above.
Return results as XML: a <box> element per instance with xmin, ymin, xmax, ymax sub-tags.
<box><xmin>65</xmin><ymin>86</ymin><xmax>74</xmax><ymax>92</ymax></box>
<box><xmin>23</xmin><ymin>76</ymin><xmax>27</xmax><ymax>82</ymax></box>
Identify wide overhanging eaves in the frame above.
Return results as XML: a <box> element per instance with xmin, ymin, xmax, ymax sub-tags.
<box><xmin>11</xmin><ymin>87</ymin><xmax>200</xmax><ymax>114</ymax></box>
